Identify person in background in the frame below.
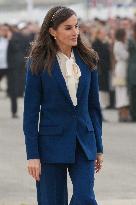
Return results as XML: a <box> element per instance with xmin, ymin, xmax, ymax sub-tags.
<box><xmin>113</xmin><ymin>28</ymin><xmax>131</xmax><ymax>122</ymax></box>
<box><xmin>127</xmin><ymin>23</ymin><xmax>136</xmax><ymax>122</ymax></box>
<box><xmin>7</xmin><ymin>25</ymin><xmax>27</xmax><ymax>118</ymax></box>
<box><xmin>107</xmin><ymin>28</ymin><xmax>116</xmax><ymax>109</ymax></box>
<box><xmin>120</xmin><ymin>18</ymin><xmax>133</xmax><ymax>39</ymax></box>
<box><xmin>0</xmin><ymin>24</ymin><xmax>9</xmax><ymax>91</ymax></box>
<box><xmin>17</xmin><ymin>21</ymin><xmax>39</xmax><ymax>97</ymax></box>
<box><xmin>92</xmin><ymin>27</ymin><xmax>110</xmax><ymax>121</ymax></box>
<box><xmin>79</xmin><ymin>21</ymin><xmax>91</xmax><ymax>47</ymax></box>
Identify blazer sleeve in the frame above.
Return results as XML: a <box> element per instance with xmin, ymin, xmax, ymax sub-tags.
<box><xmin>23</xmin><ymin>59</ymin><xmax>42</xmax><ymax>160</ymax></box>
<box><xmin>88</xmin><ymin>68</ymin><xmax>103</xmax><ymax>154</ymax></box>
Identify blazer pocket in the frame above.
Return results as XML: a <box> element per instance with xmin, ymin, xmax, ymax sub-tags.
<box><xmin>39</xmin><ymin>125</ymin><xmax>63</xmax><ymax>136</ymax></box>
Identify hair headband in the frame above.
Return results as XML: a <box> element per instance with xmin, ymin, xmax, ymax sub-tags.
<box><xmin>50</xmin><ymin>7</ymin><xmax>64</xmax><ymax>23</ymax></box>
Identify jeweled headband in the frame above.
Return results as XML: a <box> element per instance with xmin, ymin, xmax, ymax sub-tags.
<box><xmin>50</xmin><ymin>7</ymin><xmax>65</xmax><ymax>23</ymax></box>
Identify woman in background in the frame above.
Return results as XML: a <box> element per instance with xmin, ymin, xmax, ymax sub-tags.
<box><xmin>113</xmin><ymin>28</ymin><xmax>130</xmax><ymax>122</ymax></box>
<box><xmin>92</xmin><ymin>27</ymin><xmax>111</xmax><ymax>121</ymax></box>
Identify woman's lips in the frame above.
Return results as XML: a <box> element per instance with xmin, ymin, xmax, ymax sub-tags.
<box><xmin>71</xmin><ymin>38</ymin><xmax>77</xmax><ymax>41</ymax></box>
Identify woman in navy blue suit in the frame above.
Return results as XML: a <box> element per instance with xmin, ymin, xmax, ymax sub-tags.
<box><xmin>23</xmin><ymin>6</ymin><xmax>104</xmax><ymax>205</ymax></box>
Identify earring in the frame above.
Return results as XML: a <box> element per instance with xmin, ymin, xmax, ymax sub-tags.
<box><xmin>54</xmin><ymin>36</ymin><xmax>56</xmax><ymax>40</ymax></box>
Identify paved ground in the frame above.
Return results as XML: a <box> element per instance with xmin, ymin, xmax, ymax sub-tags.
<box><xmin>0</xmin><ymin>88</ymin><xmax>136</xmax><ymax>205</ymax></box>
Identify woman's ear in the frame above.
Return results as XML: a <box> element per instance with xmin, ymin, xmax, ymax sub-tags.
<box><xmin>49</xmin><ymin>27</ymin><xmax>56</xmax><ymax>38</ymax></box>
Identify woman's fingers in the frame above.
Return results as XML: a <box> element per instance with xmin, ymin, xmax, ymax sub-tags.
<box><xmin>35</xmin><ymin>165</ymin><xmax>41</xmax><ymax>181</ymax></box>
<box><xmin>95</xmin><ymin>159</ymin><xmax>103</xmax><ymax>173</ymax></box>
<box><xmin>28</xmin><ymin>165</ymin><xmax>36</xmax><ymax>179</ymax></box>
<box><xmin>28</xmin><ymin>166</ymin><xmax>40</xmax><ymax>181</ymax></box>
<box><xmin>95</xmin><ymin>164</ymin><xmax>102</xmax><ymax>173</ymax></box>
<box><xmin>27</xmin><ymin>159</ymin><xmax>41</xmax><ymax>181</ymax></box>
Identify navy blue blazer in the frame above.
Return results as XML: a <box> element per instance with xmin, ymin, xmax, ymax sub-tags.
<box><xmin>23</xmin><ymin>48</ymin><xmax>103</xmax><ymax>163</ymax></box>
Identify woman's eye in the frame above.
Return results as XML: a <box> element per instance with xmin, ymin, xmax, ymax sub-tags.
<box><xmin>65</xmin><ymin>27</ymin><xmax>71</xmax><ymax>30</ymax></box>
<box><xmin>65</xmin><ymin>25</ymin><xmax>79</xmax><ymax>30</ymax></box>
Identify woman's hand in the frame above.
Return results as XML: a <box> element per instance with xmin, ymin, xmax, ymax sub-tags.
<box><xmin>27</xmin><ymin>159</ymin><xmax>41</xmax><ymax>181</ymax></box>
<box><xmin>95</xmin><ymin>153</ymin><xmax>104</xmax><ymax>173</ymax></box>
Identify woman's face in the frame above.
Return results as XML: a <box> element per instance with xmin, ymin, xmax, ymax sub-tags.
<box><xmin>98</xmin><ymin>29</ymin><xmax>106</xmax><ymax>41</ymax></box>
<box><xmin>49</xmin><ymin>14</ymin><xmax>79</xmax><ymax>50</ymax></box>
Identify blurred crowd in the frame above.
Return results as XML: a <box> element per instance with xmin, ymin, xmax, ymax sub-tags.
<box><xmin>0</xmin><ymin>21</ymin><xmax>39</xmax><ymax>118</ymax></box>
<box><xmin>79</xmin><ymin>17</ymin><xmax>136</xmax><ymax>122</ymax></box>
<box><xmin>0</xmin><ymin>17</ymin><xmax>136</xmax><ymax>122</ymax></box>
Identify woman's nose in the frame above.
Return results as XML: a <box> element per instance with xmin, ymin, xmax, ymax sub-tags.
<box><xmin>73</xmin><ymin>28</ymin><xmax>79</xmax><ymax>36</ymax></box>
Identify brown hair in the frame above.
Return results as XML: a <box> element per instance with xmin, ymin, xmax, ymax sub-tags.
<box><xmin>115</xmin><ymin>28</ymin><xmax>126</xmax><ymax>42</ymax></box>
<box><xmin>28</xmin><ymin>6</ymin><xmax>99</xmax><ymax>75</ymax></box>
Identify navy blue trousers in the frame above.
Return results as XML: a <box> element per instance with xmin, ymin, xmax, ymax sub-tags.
<box><xmin>36</xmin><ymin>138</ymin><xmax>98</xmax><ymax>205</ymax></box>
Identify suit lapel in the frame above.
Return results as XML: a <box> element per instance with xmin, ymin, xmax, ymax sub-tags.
<box><xmin>52</xmin><ymin>47</ymin><xmax>87</xmax><ymax>108</ymax></box>
<box><xmin>73</xmin><ymin>48</ymin><xmax>86</xmax><ymax>104</ymax></box>
<box><xmin>52</xmin><ymin>57</ymin><xmax>74</xmax><ymax>107</ymax></box>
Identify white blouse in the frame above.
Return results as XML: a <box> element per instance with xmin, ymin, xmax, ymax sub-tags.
<box><xmin>56</xmin><ymin>50</ymin><xmax>81</xmax><ymax>106</ymax></box>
